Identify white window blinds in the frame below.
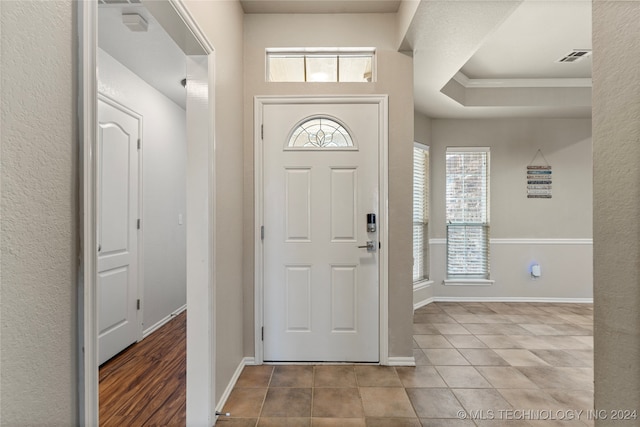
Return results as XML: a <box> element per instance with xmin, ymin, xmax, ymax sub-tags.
<box><xmin>413</xmin><ymin>145</ymin><xmax>429</xmax><ymax>282</ymax></box>
<box><xmin>445</xmin><ymin>148</ymin><xmax>490</xmax><ymax>279</ymax></box>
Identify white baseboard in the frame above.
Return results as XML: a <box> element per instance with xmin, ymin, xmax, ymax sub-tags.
<box><xmin>215</xmin><ymin>357</ymin><xmax>255</xmax><ymax>415</ymax></box>
<box><xmin>414</xmin><ymin>296</ymin><xmax>435</xmax><ymax>311</ymax></box>
<box><xmin>413</xmin><ymin>280</ymin><xmax>434</xmax><ymax>311</ymax></box>
<box><xmin>429</xmin><ymin>297</ymin><xmax>593</xmax><ymax>304</ymax></box>
<box><xmin>142</xmin><ymin>304</ymin><xmax>186</xmax><ymax>339</ymax></box>
<box><xmin>387</xmin><ymin>356</ymin><xmax>416</xmax><ymax>366</ymax></box>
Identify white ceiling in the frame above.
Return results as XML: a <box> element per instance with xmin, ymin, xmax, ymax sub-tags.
<box><xmin>98</xmin><ymin>4</ymin><xmax>187</xmax><ymax>108</ymax></box>
<box><xmin>404</xmin><ymin>0</ymin><xmax>592</xmax><ymax>118</ymax></box>
<box><xmin>98</xmin><ymin>0</ymin><xmax>592</xmax><ymax>119</ymax></box>
<box><xmin>460</xmin><ymin>1</ymin><xmax>592</xmax><ymax>80</ymax></box>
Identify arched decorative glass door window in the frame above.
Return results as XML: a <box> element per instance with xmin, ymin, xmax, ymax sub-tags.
<box><xmin>287</xmin><ymin>116</ymin><xmax>356</xmax><ymax>149</ymax></box>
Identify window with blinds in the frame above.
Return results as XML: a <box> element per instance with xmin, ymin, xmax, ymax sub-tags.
<box><xmin>445</xmin><ymin>147</ymin><xmax>490</xmax><ymax>279</ymax></box>
<box><xmin>413</xmin><ymin>144</ymin><xmax>429</xmax><ymax>283</ymax></box>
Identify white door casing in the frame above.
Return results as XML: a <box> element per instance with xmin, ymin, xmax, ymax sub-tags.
<box><xmin>256</xmin><ymin>96</ymin><xmax>389</xmax><ymax>363</ymax></box>
<box><xmin>97</xmin><ymin>95</ymin><xmax>141</xmax><ymax>365</ymax></box>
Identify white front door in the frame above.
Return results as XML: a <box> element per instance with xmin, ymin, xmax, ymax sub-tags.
<box><xmin>97</xmin><ymin>95</ymin><xmax>140</xmax><ymax>365</ymax></box>
<box><xmin>262</xmin><ymin>100</ymin><xmax>381</xmax><ymax>362</ymax></box>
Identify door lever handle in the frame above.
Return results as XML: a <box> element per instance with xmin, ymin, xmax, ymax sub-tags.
<box><xmin>357</xmin><ymin>240</ymin><xmax>377</xmax><ymax>252</ymax></box>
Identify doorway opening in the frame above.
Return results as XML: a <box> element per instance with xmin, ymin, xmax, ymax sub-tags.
<box><xmin>79</xmin><ymin>1</ymin><xmax>216</xmax><ymax>425</ymax></box>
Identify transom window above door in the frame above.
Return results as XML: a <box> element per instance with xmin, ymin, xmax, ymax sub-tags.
<box><xmin>286</xmin><ymin>116</ymin><xmax>356</xmax><ymax>150</ymax></box>
<box><xmin>266</xmin><ymin>48</ymin><xmax>375</xmax><ymax>82</ymax></box>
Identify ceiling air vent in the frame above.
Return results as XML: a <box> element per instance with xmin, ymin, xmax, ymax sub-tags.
<box><xmin>557</xmin><ymin>49</ymin><xmax>592</xmax><ymax>63</ymax></box>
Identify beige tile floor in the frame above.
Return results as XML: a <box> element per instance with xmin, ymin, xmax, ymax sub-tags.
<box><xmin>219</xmin><ymin>302</ymin><xmax>594</xmax><ymax>426</ymax></box>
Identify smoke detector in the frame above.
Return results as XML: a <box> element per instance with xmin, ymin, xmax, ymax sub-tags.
<box><xmin>122</xmin><ymin>13</ymin><xmax>148</xmax><ymax>32</ymax></box>
<box><xmin>557</xmin><ymin>49</ymin><xmax>592</xmax><ymax>63</ymax></box>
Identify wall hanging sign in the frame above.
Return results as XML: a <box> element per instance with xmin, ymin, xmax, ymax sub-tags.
<box><xmin>527</xmin><ymin>149</ymin><xmax>552</xmax><ymax>199</ymax></box>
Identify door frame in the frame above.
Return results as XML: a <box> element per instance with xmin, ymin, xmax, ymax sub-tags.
<box><xmin>253</xmin><ymin>95</ymin><xmax>390</xmax><ymax>365</ymax></box>
<box><xmin>78</xmin><ymin>1</ymin><xmax>216</xmax><ymax>425</ymax></box>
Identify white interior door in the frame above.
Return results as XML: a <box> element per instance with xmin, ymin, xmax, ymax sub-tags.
<box><xmin>262</xmin><ymin>101</ymin><xmax>380</xmax><ymax>362</ymax></box>
<box><xmin>97</xmin><ymin>96</ymin><xmax>140</xmax><ymax>365</ymax></box>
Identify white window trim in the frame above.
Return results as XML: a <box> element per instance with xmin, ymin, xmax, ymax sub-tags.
<box><xmin>447</xmin><ymin>146</ymin><xmax>491</xmax><ymax>153</ymax></box>
<box><xmin>443</xmin><ymin>279</ymin><xmax>495</xmax><ymax>286</ymax></box>
<box><xmin>445</xmin><ymin>146</ymin><xmax>491</xmax><ymax>280</ymax></box>
<box><xmin>413</xmin><ymin>279</ymin><xmax>434</xmax><ymax>291</ymax></box>
<box><xmin>266</xmin><ymin>47</ymin><xmax>376</xmax><ymax>83</ymax></box>
<box><xmin>413</xmin><ymin>142</ymin><xmax>429</xmax><ymax>284</ymax></box>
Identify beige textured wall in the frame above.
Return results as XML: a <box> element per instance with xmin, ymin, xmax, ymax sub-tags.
<box><xmin>592</xmin><ymin>1</ymin><xmax>640</xmax><ymax>422</ymax></box>
<box><xmin>414</xmin><ymin>112</ymin><xmax>432</xmax><ymax>147</ymax></box>
<box><xmin>0</xmin><ymin>0</ymin><xmax>77</xmax><ymax>423</ymax></box>
<box><xmin>243</xmin><ymin>13</ymin><xmax>415</xmax><ymax>358</ymax></box>
<box><xmin>184</xmin><ymin>0</ymin><xmax>246</xmax><ymax>402</ymax></box>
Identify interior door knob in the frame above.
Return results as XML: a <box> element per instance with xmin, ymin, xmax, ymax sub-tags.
<box><xmin>357</xmin><ymin>240</ymin><xmax>376</xmax><ymax>252</ymax></box>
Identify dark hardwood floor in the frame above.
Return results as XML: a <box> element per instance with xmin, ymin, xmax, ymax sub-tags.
<box><xmin>99</xmin><ymin>311</ymin><xmax>186</xmax><ymax>426</ymax></box>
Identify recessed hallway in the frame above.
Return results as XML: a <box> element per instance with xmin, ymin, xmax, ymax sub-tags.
<box><xmin>220</xmin><ymin>302</ymin><xmax>594</xmax><ymax>427</ymax></box>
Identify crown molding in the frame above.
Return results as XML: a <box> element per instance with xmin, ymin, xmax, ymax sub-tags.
<box><xmin>453</xmin><ymin>71</ymin><xmax>592</xmax><ymax>89</ymax></box>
